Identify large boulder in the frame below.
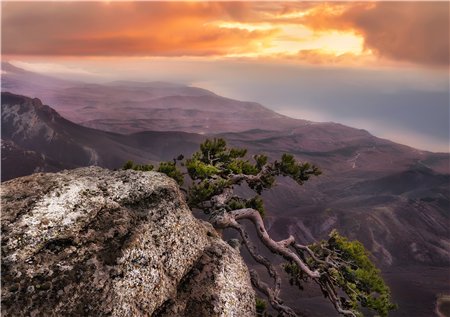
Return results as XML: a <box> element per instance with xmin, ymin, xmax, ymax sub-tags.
<box><xmin>1</xmin><ymin>167</ymin><xmax>255</xmax><ymax>317</ymax></box>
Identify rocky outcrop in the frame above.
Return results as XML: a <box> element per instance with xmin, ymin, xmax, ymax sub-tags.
<box><xmin>1</xmin><ymin>167</ymin><xmax>255</xmax><ymax>317</ymax></box>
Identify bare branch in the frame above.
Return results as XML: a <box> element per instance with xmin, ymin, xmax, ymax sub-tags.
<box><xmin>226</xmin><ymin>163</ymin><xmax>272</xmax><ymax>185</ymax></box>
<box><xmin>292</xmin><ymin>243</ymin><xmax>329</xmax><ymax>267</ymax></box>
<box><xmin>210</xmin><ymin>208</ymin><xmax>364</xmax><ymax>316</ymax></box>
<box><xmin>228</xmin><ymin>220</ymin><xmax>282</xmax><ymax>297</ymax></box>
<box><xmin>210</xmin><ymin>187</ymin><xmax>234</xmax><ymax>207</ymax></box>
<box><xmin>249</xmin><ymin>270</ymin><xmax>298</xmax><ymax>317</ymax></box>
<box><xmin>316</xmin><ymin>278</ymin><xmax>358</xmax><ymax>317</ymax></box>
<box><xmin>228</xmin><ymin>208</ymin><xmax>320</xmax><ymax>278</ymax></box>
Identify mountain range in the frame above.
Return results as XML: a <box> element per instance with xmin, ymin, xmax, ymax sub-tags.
<box><xmin>2</xmin><ymin>62</ymin><xmax>304</xmax><ymax>134</ymax></box>
<box><xmin>1</xmin><ymin>62</ymin><xmax>449</xmax><ymax>317</ymax></box>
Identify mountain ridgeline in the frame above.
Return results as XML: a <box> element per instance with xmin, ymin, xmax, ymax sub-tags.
<box><xmin>2</xmin><ymin>62</ymin><xmax>304</xmax><ymax>134</ymax></box>
<box><xmin>1</xmin><ymin>92</ymin><xmax>204</xmax><ymax>177</ymax></box>
<box><xmin>1</xmin><ymin>62</ymin><xmax>449</xmax><ymax>317</ymax></box>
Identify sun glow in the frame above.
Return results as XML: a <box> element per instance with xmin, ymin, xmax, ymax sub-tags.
<box><xmin>217</xmin><ymin>22</ymin><xmax>275</xmax><ymax>32</ymax></box>
<box><xmin>309</xmin><ymin>31</ymin><xmax>364</xmax><ymax>55</ymax></box>
<box><xmin>216</xmin><ymin>20</ymin><xmax>366</xmax><ymax>60</ymax></box>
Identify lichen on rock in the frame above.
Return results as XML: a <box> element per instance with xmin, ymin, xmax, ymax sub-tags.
<box><xmin>1</xmin><ymin>167</ymin><xmax>255</xmax><ymax>317</ymax></box>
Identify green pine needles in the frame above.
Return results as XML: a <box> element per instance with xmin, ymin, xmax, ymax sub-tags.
<box><xmin>286</xmin><ymin>230</ymin><xmax>396</xmax><ymax>317</ymax></box>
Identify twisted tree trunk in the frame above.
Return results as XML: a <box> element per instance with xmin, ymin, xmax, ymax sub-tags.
<box><xmin>209</xmin><ymin>208</ymin><xmax>357</xmax><ymax>317</ymax></box>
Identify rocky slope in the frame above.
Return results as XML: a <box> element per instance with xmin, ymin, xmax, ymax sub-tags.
<box><xmin>1</xmin><ymin>139</ymin><xmax>65</xmax><ymax>180</ymax></box>
<box><xmin>1</xmin><ymin>167</ymin><xmax>255</xmax><ymax>317</ymax></box>
<box><xmin>1</xmin><ymin>92</ymin><xmax>205</xmax><ymax>181</ymax></box>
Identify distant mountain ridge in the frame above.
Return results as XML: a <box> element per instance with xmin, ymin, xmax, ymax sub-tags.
<box><xmin>1</xmin><ymin>64</ymin><xmax>449</xmax><ymax>316</ymax></box>
<box><xmin>2</xmin><ymin>61</ymin><xmax>307</xmax><ymax>134</ymax></box>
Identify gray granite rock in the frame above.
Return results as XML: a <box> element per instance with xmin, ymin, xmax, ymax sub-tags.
<box><xmin>1</xmin><ymin>167</ymin><xmax>255</xmax><ymax>317</ymax></box>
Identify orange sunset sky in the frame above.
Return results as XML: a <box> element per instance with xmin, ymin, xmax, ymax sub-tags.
<box><xmin>2</xmin><ymin>1</ymin><xmax>448</xmax><ymax>68</ymax></box>
<box><xmin>1</xmin><ymin>1</ymin><xmax>449</xmax><ymax>152</ymax></box>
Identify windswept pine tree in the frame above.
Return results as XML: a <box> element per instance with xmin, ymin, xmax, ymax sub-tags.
<box><xmin>125</xmin><ymin>138</ymin><xmax>396</xmax><ymax>317</ymax></box>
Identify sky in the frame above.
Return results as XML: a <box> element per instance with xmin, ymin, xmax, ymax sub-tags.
<box><xmin>1</xmin><ymin>1</ymin><xmax>449</xmax><ymax>152</ymax></box>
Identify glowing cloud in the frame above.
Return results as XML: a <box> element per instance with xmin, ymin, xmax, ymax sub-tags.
<box><xmin>2</xmin><ymin>2</ymin><xmax>448</xmax><ymax>68</ymax></box>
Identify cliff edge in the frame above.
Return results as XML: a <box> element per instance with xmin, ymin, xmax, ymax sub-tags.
<box><xmin>1</xmin><ymin>167</ymin><xmax>255</xmax><ymax>316</ymax></box>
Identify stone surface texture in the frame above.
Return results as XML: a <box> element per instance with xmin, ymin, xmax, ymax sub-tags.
<box><xmin>1</xmin><ymin>167</ymin><xmax>255</xmax><ymax>317</ymax></box>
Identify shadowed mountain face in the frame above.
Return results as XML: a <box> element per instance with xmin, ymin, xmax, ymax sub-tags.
<box><xmin>2</xmin><ymin>65</ymin><xmax>450</xmax><ymax>316</ymax></box>
<box><xmin>1</xmin><ymin>92</ymin><xmax>205</xmax><ymax>181</ymax></box>
<box><xmin>1</xmin><ymin>139</ymin><xmax>64</xmax><ymax>180</ymax></box>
